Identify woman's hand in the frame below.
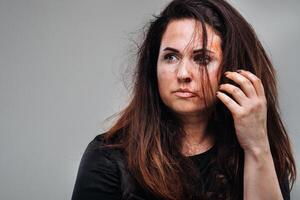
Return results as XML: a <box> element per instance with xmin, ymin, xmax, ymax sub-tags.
<box><xmin>216</xmin><ymin>69</ymin><xmax>270</xmax><ymax>154</ymax></box>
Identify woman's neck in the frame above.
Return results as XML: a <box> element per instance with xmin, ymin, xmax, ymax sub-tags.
<box><xmin>178</xmin><ymin>112</ymin><xmax>215</xmax><ymax>156</ymax></box>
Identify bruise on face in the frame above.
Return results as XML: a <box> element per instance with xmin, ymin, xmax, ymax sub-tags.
<box><xmin>156</xmin><ymin>18</ymin><xmax>223</xmax><ymax>115</ymax></box>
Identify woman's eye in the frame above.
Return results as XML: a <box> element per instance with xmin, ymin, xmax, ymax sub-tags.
<box><xmin>163</xmin><ymin>54</ymin><xmax>178</xmax><ymax>63</ymax></box>
<box><xmin>194</xmin><ymin>54</ymin><xmax>211</xmax><ymax>65</ymax></box>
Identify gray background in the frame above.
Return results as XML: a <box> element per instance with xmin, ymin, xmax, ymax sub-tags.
<box><xmin>0</xmin><ymin>0</ymin><xmax>299</xmax><ymax>199</ymax></box>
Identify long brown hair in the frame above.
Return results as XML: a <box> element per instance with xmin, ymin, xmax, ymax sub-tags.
<box><xmin>102</xmin><ymin>0</ymin><xmax>296</xmax><ymax>199</ymax></box>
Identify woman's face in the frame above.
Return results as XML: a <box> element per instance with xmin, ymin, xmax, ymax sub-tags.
<box><xmin>157</xmin><ymin>18</ymin><xmax>223</xmax><ymax>117</ymax></box>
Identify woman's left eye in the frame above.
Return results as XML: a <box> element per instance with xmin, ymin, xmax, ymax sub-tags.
<box><xmin>194</xmin><ymin>54</ymin><xmax>211</xmax><ymax>65</ymax></box>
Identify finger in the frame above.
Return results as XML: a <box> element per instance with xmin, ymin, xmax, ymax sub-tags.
<box><xmin>219</xmin><ymin>83</ymin><xmax>248</xmax><ymax>106</ymax></box>
<box><xmin>225</xmin><ymin>71</ymin><xmax>257</xmax><ymax>98</ymax></box>
<box><xmin>237</xmin><ymin>69</ymin><xmax>266</xmax><ymax>97</ymax></box>
<box><xmin>216</xmin><ymin>90</ymin><xmax>242</xmax><ymax>115</ymax></box>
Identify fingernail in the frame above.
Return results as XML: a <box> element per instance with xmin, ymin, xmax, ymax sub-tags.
<box><xmin>237</xmin><ymin>69</ymin><xmax>242</xmax><ymax>73</ymax></box>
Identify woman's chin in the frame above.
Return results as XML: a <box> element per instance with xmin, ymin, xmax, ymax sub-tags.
<box><xmin>167</xmin><ymin>101</ymin><xmax>216</xmax><ymax>116</ymax></box>
<box><xmin>171</xmin><ymin>105</ymin><xmax>205</xmax><ymax>115</ymax></box>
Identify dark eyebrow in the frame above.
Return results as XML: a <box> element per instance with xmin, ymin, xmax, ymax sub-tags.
<box><xmin>162</xmin><ymin>47</ymin><xmax>214</xmax><ymax>54</ymax></box>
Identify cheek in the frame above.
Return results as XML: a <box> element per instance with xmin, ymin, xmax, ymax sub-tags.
<box><xmin>157</xmin><ymin>67</ymin><xmax>175</xmax><ymax>103</ymax></box>
<box><xmin>205</xmin><ymin>62</ymin><xmax>222</xmax><ymax>90</ymax></box>
<box><xmin>157</xmin><ymin>66</ymin><xmax>174</xmax><ymax>88</ymax></box>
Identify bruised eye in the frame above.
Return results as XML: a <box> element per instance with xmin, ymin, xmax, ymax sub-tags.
<box><xmin>163</xmin><ymin>53</ymin><xmax>178</xmax><ymax>63</ymax></box>
<box><xmin>194</xmin><ymin>54</ymin><xmax>211</xmax><ymax>65</ymax></box>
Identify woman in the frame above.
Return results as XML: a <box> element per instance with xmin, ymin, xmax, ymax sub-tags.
<box><xmin>71</xmin><ymin>0</ymin><xmax>296</xmax><ymax>199</ymax></box>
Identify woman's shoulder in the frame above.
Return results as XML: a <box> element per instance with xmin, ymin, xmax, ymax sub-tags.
<box><xmin>74</xmin><ymin>132</ymin><xmax>156</xmax><ymax>199</ymax></box>
<box><xmin>77</xmin><ymin>132</ymin><xmax>125</xmax><ymax>177</ymax></box>
<box><xmin>83</xmin><ymin>132</ymin><xmax>125</xmax><ymax>164</ymax></box>
<box><xmin>71</xmin><ymin>132</ymin><xmax>126</xmax><ymax>200</ymax></box>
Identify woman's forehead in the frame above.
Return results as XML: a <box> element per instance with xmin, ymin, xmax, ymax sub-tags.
<box><xmin>160</xmin><ymin>19</ymin><xmax>221</xmax><ymax>54</ymax></box>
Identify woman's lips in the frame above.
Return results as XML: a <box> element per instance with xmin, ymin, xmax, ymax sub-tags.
<box><xmin>174</xmin><ymin>91</ymin><xmax>197</xmax><ymax>98</ymax></box>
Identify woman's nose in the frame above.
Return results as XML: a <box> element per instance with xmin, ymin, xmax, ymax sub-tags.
<box><xmin>177</xmin><ymin>59</ymin><xmax>192</xmax><ymax>83</ymax></box>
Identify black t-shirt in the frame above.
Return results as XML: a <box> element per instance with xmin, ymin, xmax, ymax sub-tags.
<box><xmin>71</xmin><ymin>134</ymin><xmax>290</xmax><ymax>200</ymax></box>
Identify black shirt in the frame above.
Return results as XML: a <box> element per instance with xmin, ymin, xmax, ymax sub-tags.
<box><xmin>71</xmin><ymin>133</ymin><xmax>290</xmax><ymax>200</ymax></box>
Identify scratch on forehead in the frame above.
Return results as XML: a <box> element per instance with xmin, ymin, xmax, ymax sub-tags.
<box><xmin>182</xmin><ymin>19</ymin><xmax>209</xmax><ymax>53</ymax></box>
<box><xmin>160</xmin><ymin>19</ymin><xmax>220</xmax><ymax>54</ymax></box>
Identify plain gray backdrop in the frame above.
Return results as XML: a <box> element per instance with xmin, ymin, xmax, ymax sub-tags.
<box><xmin>0</xmin><ymin>0</ymin><xmax>299</xmax><ymax>199</ymax></box>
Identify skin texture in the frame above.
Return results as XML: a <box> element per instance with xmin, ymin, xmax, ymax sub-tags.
<box><xmin>218</xmin><ymin>70</ymin><xmax>269</xmax><ymax>153</ymax></box>
<box><xmin>157</xmin><ymin>19</ymin><xmax>222</xmax><ymax>117</ymax></box>
<box><xmin>157</xmin><ymin>19</ymin><xmax>222</xmax><ymax>152</ymax></box>
<box><xmin>157</xmin><ymin>19</ymin><xmax>284</xmax><ymax>199</ymax></box>
<box><xmin>219</xmin><ymin>70</ymin><xmax>283</xmax><ymax>199</ymax></box>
